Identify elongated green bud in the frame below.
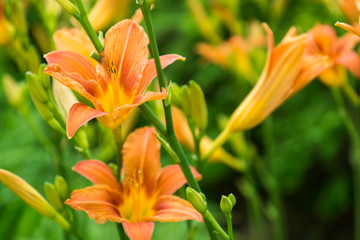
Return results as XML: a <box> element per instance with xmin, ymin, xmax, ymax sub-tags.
<box><xmin>38</xmin><ymin>64</ymin><xmax>50</xmax><ymax>91</ymax></box>
<box><xmin>189</xmin><ymin>80</ymin><xmax>208</xmax><ymax>131</ymax></box>
<box><xmin>44</xmin><ymin>182</ymin><xmax>64</xmax><ymax>211</ymax></box>
<box><xmin>181</xmin><ymin>85</ymin><xmax>191</xmax><ymax>116</ymax></box>
<box><xmin>0</xmin><ymin>169</ymin><xmax>71</xmax><ymax>231</ymax></box>
<box><xmin>54</xmin><ymin>176</ymin><xmax>68</xmax><ymax>201</ymax></box>
<box><xmin>186</xmin><ymin>187</ymin><xmax>207</xmax><ymax>214</ymax></box>
<box><xmin>54</xmin><ymin>0</ymin><xmax>78</xmax><ymax>15</ymax></box>
<box><xmin>26</xmin><ymin>72</ymin><xmax>49</xmax><ymax>104</ymax></box>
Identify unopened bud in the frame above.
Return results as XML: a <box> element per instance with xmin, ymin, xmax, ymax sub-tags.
<box><xmin>26</xmin><ymin>72</ymin><xmax>49</xmax><ymax>104</ymax></box>
<box><xmin>181</xmin><ymin>85</ymin><xmax>191</xmax><ymax>116</ymax></box>
<box><xmin>186</xmin><ymin>187</ymin><xmax>207</xmax><ymax>214</ymax></box>
<box><xmin>38</xmin><ymin>64</ymin><xmax>50</xmax><ymax>90</ymax></box>
<box><xmin>189</xmin><ymin>80</ymin><xmax>208</xmax><ymax>131</ymax></box>
<box><xmin>228</xmin><ymin>193</ymin><xmax>236</xmax><ymax>207</ymax></box>
<box><xmin>220</xmin><ymin>195</ymin><xmax>234</xmax><ymax>215</ymax></box>
<box><xmin>44</xmin><ymin>182</ymin><xmax>64</xmax><ymax>211</ymax></box>
<box><xmin>54</xmin><ymin>176</ymin><xmax>68</xmax><ymax>201</ymax></box>
<box><xmin>54</xmin><ymin>0</ymin><xmax>78</xmax><ymax>15</ymax></box>
<box><xmin>0</xmin><ymin>169</ymin><xmax>71</xmax><ymax>231</ymax></box>
<box><xmin>3</xmin><ymin>74</ymin><xmax>26</xmax><ymax>107</ymax></box>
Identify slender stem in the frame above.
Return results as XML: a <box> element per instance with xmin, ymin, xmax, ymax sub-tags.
<box><xmin>112</xmin><ymin>127</ymin><xmax>123</xmax><ymax>181</ymax></box>
<box><xmin>203</xmin><ymin>211</ymin><xmax>229</xmax><ymax>240</ymax></box>
<box><xmin>138</xmin><ymin>2</ymin><xmax>221</xmax><ymax>239</ymax></box>
<box><xmin>138</xmin><ymin>104</ymin><xmax>166</xmax><ymax>136</ymax></box>
<box><xmin>74</xmin><ymin>0</ymin><xmax>104</xmax><ymax>54</ymax></box>
<box><xmin>332</xmin><ymin>88</ymin><xmax>360</xmax><ymax>240</ymax></box>
<box><xmin>343</xmin><ymin>82</ymin><xmax>360</xmax><ymax>107</ymax></box>
<box><xmin>116</xmin><ymin>223</ymin><xmax>129</xmax><ymax>240</ymax></box>
<box><xmin>226</xmin><ymin>214</ymin><xmax>234</xmax><ymax>240</ymax></box>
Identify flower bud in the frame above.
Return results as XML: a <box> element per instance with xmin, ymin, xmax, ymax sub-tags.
<box><xmin>54</xmin><ymin>176</ymin><xmax>69</xmax><ymax>201</ymax></box>
<box><xmin>26</xmin><ymin>72</ymin><xmax>49</xmax><ymax>104</ymax></box>
<box><xmin>220</xmin><ymin>195</ymin><xmax>234</xmax><ymax>215</ymax></box>
<box><xmin>3</xmin><ymin>74</ymin><xmax>26</xmax><ymax>107</ymax></box>
<box><xmin>44</xmin><ymin>182</ymin><xmax>64</xmax><ymax>211</ymax></box>
<box><xmin>38</xmin><ymin>64</ymin><xmax>51</xmax><ymax>91</ymax></box>
<box><xmin>54</xmin><ymin>0</ymin><xmax>78</xmax><ymax>15</ymax></box>
<box><xmin>180</xmin><ymin>85</ymin><xmax>191</xmax><ymax>116</ymax></box>
<box><xmin>189</xmin><ymin>81</ymin><xmax>208</xmax><ymax>131</ymax></box>
<box><xmin>186</xmin><ymin>187</ymin><xmax>207</xmax><ymax>214</ymax></box>
<box><xmin>228</xmin><ymin>193</ymin><xmax>236</xmax><ymax>207</ymax></box>
<box><xmin>0</xmin><ymin>169</ymin><xmax>71</xmax><ymax>231</ymax></box>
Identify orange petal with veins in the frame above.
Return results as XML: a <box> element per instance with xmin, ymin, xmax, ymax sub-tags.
<box><xmin>144</xmin><ymin>195</ymin><xmax>202</xmax><ymax>222</ymax></box>
<box><xmin>73</xmin><ymin>160</ymin><xmax>122</xmax><ymax>191</ymax></box>
<box><xmin>156</xmin><ymin>165</ymin><xmax>201</xmax><ymax>196</ymax></box>
<box><xmin>101</xmin><ymin>20</ymin><xmax>149</xmax><ymax>95</ymax></box>
<box><xmin>137</xmin><ymin>54</ymin><xmax>185</xmax><ymax>95</ymax></box>
<box><xmin>122</xmin><ymin>222</ymin><xmax>154</xmax><ymax>240</ymax></box>
<box><xmin>65</xmin><ymin>185</ymin><xmax>125</xmax><ymax>224</ymax></box>
<box><xmin>67</xmin><ymin>103</ymin><xmax>106</xmax><ymax>138</ymax></box>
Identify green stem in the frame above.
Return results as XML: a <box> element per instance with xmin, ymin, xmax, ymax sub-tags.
<box><xmin>203</xmin><ymin>211</ymin><xmax>229</xmax><ymax>240</ymax></box>
<box><xmin>138</xmin><ymin>104</ymin><xmax>167</xmax><ymax>136</ymax></box>
<box><xmin>342</xmin><ymin>82</ymin><xmax>360</xmax><ymax>107</ymax></box>
<box><xmin>74</xmin><ymin>0</ymin><xmax>104</xmax><ymax>54</ymax></box>
<box><xmin>116</xmin><ymin>223</ymin><xmax>129</xmax><ymax>240</ymax></box>
<box><xmin>332</xmin><ymin>88</ymin><xmax>360</xmax><ymax>240</ymax></box>
<box><xmin>226</xmin><ymin>214</ymin><xmax>234</xmax><ymax>240</ymax></box>
<box><xmin>138</xmin><ymin>2</ymin><xmax>221</xmax><ymax>239</ymax></box>
<box><xmin>112</xmin><ymin>127</ymin><xmax>123</xmax><ymax>181</ymax></box>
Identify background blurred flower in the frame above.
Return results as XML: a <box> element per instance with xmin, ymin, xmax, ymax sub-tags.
<box><xmin>306</xmin><ymin>24</ymin><xmax>360</xmax><ymax>87</ymax></box>
<box><xmin>66</xmin><ymin>127</ymin><xmax>202</xmax><ymax>240</ymax></box>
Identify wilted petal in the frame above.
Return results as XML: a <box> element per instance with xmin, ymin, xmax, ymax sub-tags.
<box><xmin>73</xmin><ymin>160</ymin><xmax>122</xmax><ymax>191</ymax></box>
<box><xmin>137</xmin><ymin>54</ymin><xmax>185</xmax><ymax>95</ymax></box>
<box><xmin>122</xmin><ymin>127</ymin><xmax>161</xmax><ymax>190</ymax></box>
<box><xmin>156</xmin><ymin>165</ymin><xmax>201</xmax><ymax>196</ymax></box>
<box><xmin>144</xmin><ymin>195</ymin><xmax>202</xmax><ymax>222</ymax></box>
<box><xmin>67</xmin><ymin>103</ymin><xmax>107</xmax><ymax>138</ymax></box>
<box><xmin>102</xmin><ymin>20</ymin><xmax>149</xmax><ymax>95</ymax></box>
<box><xmin>122</xmin><ymin>222</ymin><xmax>154</xmax><ymax>240</ymax></box>
<box><xmin>65</xmin><ymin>185</ymin><xmax>125</xmax><ymax>224</ymax></box>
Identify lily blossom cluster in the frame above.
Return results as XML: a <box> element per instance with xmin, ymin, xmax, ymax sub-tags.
<box><xmin>44</xmin><ymin>19</ymin><xmax>183</xmax><ymax>138</ymax></box>
<box><xmin>226</xmin><ymin>24</ymin><xmax>329</xmax><ymax>133</ymax></box>
<box><xmin>65</xmin><ymin>127</ymin><xmax>202</xmax><ymax>240</ymax></box>
<box><xmin>306</xmin><ymin>24</ymin><xmax>360</xmax><ymax>86</ymax></box>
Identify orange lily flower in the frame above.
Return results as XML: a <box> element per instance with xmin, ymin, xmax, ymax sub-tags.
<box><xmin>337</xmin><ymin>0</ymin><xmax>358</xmax><ymax>23</ymax></box>
<box><xmin>306</xmin><ymin>24</ymin><xmax>360</xmax><ymax>86</ymax></box>
<box><xmin>336</xmin><ymin>0</ymin><xmax>360</xmax><ymax>36</ymax></box>
<box><xmin>88</xmin><ymin>0</ymin><xmax>131</xmax><ymax>31</ymax></box>
<box><xmin>65</xmin><ymin>127</ymin><xmax>202</xmax><ymax>240</ymax></box>
<box><xmin>223</xmin><ymin>24</ymin><xmax>329</xmax><ymax>133</ymax></box>
<box><xmin>0</xmin><ymin>1</ymin><xmax>13</xmax><ymax>45</ymax></box>
<box><xmin>44</xmin><ymin>19</ymin><xmax>183</xmax><ymax>138</ymax></box>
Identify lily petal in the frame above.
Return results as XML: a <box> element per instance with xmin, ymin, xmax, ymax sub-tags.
<box><xmin>157</xmin><ymin>165</ymin><xmax>201</xmax><ymax>196</ymax></box>
<box><xmin>122</xmin><ymin>127</ymin><xmax>161</xmax><ymax>190</ymax></box>
<box><xmin>112</xmin><ymin>89</ymin><xmax>167</xmax><ymax>126</ymax></box>
<box><xmin>67</xmin><ymin>103</ymin><xmax>107</xmax><ymax>138</ymax></box>
<box><xmin>44</xmin><ymin>51</ymin><xmax>102</xmax><ymax>106</ymax></box>
<box><xmin>122</xmin><ymin>222</ymin><xmax>154</xmax><ymax>240</ymax></box>
<box><xmin>65</xmin><ymin>185</ymin><xmax>125</xmax><ymax>224</ymax></box>
<box><xmin>73</xmin><ymin>160</ymin><xmax>122</xmax><ymax>191</ymax></box>
<box><xmin>137</xmin><ymin>54</ymin><xmax>185</xmax><ymax>95</ymax></box>
<box><xmin>144</xmin><ymin>195</ymin><xmax>203</xmax><ymax>222</ymax></box>
<box><xmin>53</xmin><ymin>29</ymin><xmax>97</xmax><ymax>67</ymax></box>
<box><xmin>337</xmin><ymin>51</ymin><xmax>360</xmax><ymax>77</ymax></box>
<box><xmin>102</xmin><ymin>20</ymin><xmax>149</xmax><ymax>95</ymax></box>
